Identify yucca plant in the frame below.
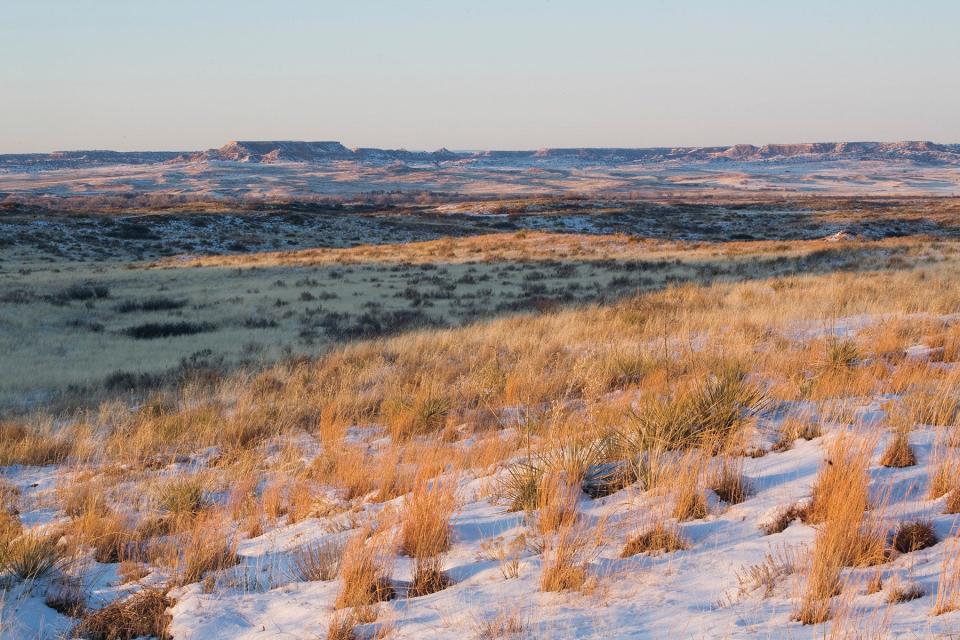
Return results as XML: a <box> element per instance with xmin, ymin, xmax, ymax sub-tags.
<box><xmin>500</xmin><ymin>461</ymin><xmax>543</xmax><ymax>513</ymax></box>
<box><xmin>687</xmin><ymin>366</ymin><xmax>767</xmax><ymax>452</ymax></box>
<box><xmin>1</xmin><ymin>531</ymin><xmax>66</xmax><ymax>581</ymax></box>
<box><xmin>820</xmin><ymin>339</ymin><xmax>860</xmax><ymax>372</ymax></box>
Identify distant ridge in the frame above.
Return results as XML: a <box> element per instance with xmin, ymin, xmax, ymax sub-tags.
<box><xmin>3</xmin><ymin>140</ymin><xmax>960</xmax><ymax>170</ymax></box>
<box><xmin>188</xmin><ymin>140</ymin><xmax>461</xmax><ymax>164</ymax></box>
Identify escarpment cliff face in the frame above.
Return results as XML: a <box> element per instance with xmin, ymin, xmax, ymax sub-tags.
<box><xmin>4</xmin><ymin>139</ymin><xmax>960</xmax><ymax>171</ymax></box>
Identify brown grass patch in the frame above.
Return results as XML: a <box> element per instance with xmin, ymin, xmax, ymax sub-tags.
<box><xmin>890</xmin><ymin>520</ymin><xmax>938</xmax><ymax>554</ymax></box>
<box><xmin>761</xmin><ymin>502</ymin><xmax>809</xmax><ymax>535</ymax></box>
<box><xmin>408</xmin><ymin>556</ymin><xmax>452</xmax><ymax>597</ymax></box>
<box><xmin>622</xmin><ymin>522</ymin><xmax>689</xmax><ymax>557</ymax></box>
<box><xmin>72</xmin><ymin>588</ymin><xmax>172</xmax><ymax>640</ymax></box>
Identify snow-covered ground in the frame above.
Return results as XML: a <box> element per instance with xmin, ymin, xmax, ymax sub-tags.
<box><xmin>3</xmin><ymin>417</ymin><xmax>959</xmax><ymax>638</ymax></box>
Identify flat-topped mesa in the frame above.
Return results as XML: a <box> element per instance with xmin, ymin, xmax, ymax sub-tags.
<box><xmin>201</xmin><ymin>140</ymin><xmax>354</xmax><ymax>163</ymax></box>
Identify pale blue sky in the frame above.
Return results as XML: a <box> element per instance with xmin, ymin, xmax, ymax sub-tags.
<box><xmin>2</xmin><ymin>0</ymin><xmax>959</xmax><ymax>152</ymax></box>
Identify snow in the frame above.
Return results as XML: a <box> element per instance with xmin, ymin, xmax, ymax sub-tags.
<box><xmin>3</xmin><ymin>420</ymin><xmax>959</xmax><ymax>638</ymax></box>
<box><xmin>159</xmin><ymin>431</ymin><xmax>960</xmax><ymax>638</ymax></box>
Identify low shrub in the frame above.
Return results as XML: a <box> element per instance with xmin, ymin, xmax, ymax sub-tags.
<box><xmin>122</xmin><ymin>322</ymin><xmax>215</xmax><ymax>340</ymax></box>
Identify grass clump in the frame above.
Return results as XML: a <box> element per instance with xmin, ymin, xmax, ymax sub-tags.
<box><xmin>879</xmin><ymin>432</ymin><xmax>916</xmax><ymax>468</ymax></box>
<box><xmin>335</xmin><ymin>531</ymin><xmax>395</xmax><ymax>609</ymax></box>
<box><xmin>710</xmin><ymin>457</ymin><xmax>751</xmax><ymax>505</ymax></box>
<box><xmin>473</xmin><ymin>608</ymin><xmax>528</xmax><ymax>639</ymax></box>
<box><xmin>621</xmin><ymin>522</ymin><xmax>689</xmax><ymax>557</ymax></box>
<box><xmin>670</xmin><ymin>451</ymin><xmax>708</xmax><ymax>521</ymax></box>
<box><xmin>399</xmin><ymin>479</ymin><xmax>456</xmax><ymax>597</ymax></box>
<box><xmin>175</xmin><ymin>515</ymin><xmax>239</xmax><ymax>586</ymax></box>
<box><xmin>820</xmin><ymin>339</ymin><xmax>859</xmax><ymax>372</ymax></box>
<box><xmin>409</xmin><ymin>556</ymin><xmax>453</xmax><ymax>597</ymax></box>
<box><xmin>531</xmin><ymin>473</ymin><xmax>579</xmax><ymax>536</ymax></box>
<box><xmin>290</xmin><ymin>539</ymin><xmax>344</xmax><ymax>582</ymax></box>
<box><xmin>72</xmin><ymin>588</ymin><xmax>172</xmax><ymax>640</ymax></box>
<box><xmin>156</xmin><ymin>476</ymin><xmax>208</xmax><ymax>518</ymax></box>
<box><xmin>890</xmin><ymin>520</ymin><xmax>938</xmax><ymax>554</ymax></box>
<box><xmin>794</xmin><ymin>436</ymin><xmax>884</xmax><ymax>625</ymax></box>
<box><xmin>383</xmin><ymin>385</ymin><xmax>451</xmax><ymax>440</ymax></box>
<box><xmin>399</xmin><ymin>479</ymin><xmax>455</xmax><ymax>559</ymax></box>
<box><xmin>879</xmin><ymin>426</ymin><xmax>916</xmax><ymax>468</ymax></box>
<box><xmin>771</xmin><ymin>417</ymin><xmax>821</xmax><ymax>452</ymax></box>
<box><xmin>540</xmin><ymin>522</ymin><xmax>595</xmax><ymax>592</ymax></box>
<box><xmin>761</xmin><ymin>502</ymin><xmax>808</xmax><ymax>535</ymax></box>
<box><xmin>886</xmin><ymin>579</ymin><xmax>924</xmax><ymax>603</ymax></box>
<box><xmin>933</xmin><ymin>539</ymin><xmax>960</xmax><ymax>616</ymax></box>
<box><xmin>946</xmin><ymin>489</ymin><xmax>960</xmax><ymax>515</ymax></box>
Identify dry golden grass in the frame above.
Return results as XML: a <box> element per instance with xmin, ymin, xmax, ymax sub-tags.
<box><xmin>175</xmin><ymin>513</ymin><xmax>239</xmax><ymax>586</ymax></box>
<box><xmin>928</xmin><ymin>443</ymin><xmax>960</xmax><ymax>499</ymax></box>
<box><xmin>671</xmin><ymin>451</ymin><xmax>708</xmax><ymax>521</ymax></box>
<box><xmin>933</xmin><ymin>538</ymin><xmax>960</xmax><ymax>616</ymax></box>
<box><xmin>326</xmin><ymin>612</ymin><xmax>357</xmax><ymax>640</ymax></box>
<box><xmin>540</xmin><ymin>519</ymin><xmax>603</xmax><ymax>592</ymax></box>
<box><xmin>885</xmin><ymin>578</ymin><xmax>924</xmax><ymax>603</ymax></box>
<box><xmin>709</xmin><ymin>456</ymin><xmax>751</xmax><ymax>505</ymax></box>
<box><xmin>335</xmin><ymin>530</ymin><xmax>395</xmax><ymax>609</ymax></box>
<box><xmin>733</xmin><ymin>544</ymin><xmax>803</xmax><ymax>599</ymax></box>
<box><xmin>409</xmin><ymin>555</ymin><xmax>452</xmax><ymax>597</ymax></box>
<box><xmin>761</xmin><ymin>502</ymin><xmax>809</xmax><ymax>536</ymax></box>
<box><xmin>0</xmin><ymin>418</ymin><xmax>73</xmax><ymax>466</ymax></box>
<box><xmin>772</xmin><ymin>415</ymin><xmax>822</xmax><ymax>452</ymax></box>
<box><xmin>290</xmin><ymin>539</ymin><xmax>344</xmax><ymax>582</ymax></box>
<box><xmin>9</xmin><ymin>236</ymin><xmax>957</xmax><ymax>486</ymax></box>
<box><xmin>69</xmin><ymin>506</ymin><xmax>132</xmax><ymax>564</ymax></box>
<box><xmin>117</xmin><ymin>560</ymin><xmax>150</xmax><ymax>584</ymax></box>
<box><xmin>879</xmin><ymin>427</ymin><xmax>916</xmax><ymax>468</ymax></box>
<box><xmin>472</xmin><ymin>608</ymin><xmax>528</xmax><ymax>639</ymax></box>
<box><xmin>399</xmin><ymin>479</ymin><xmax>455</xmax><ymax>559</ymax></box>
<box><xmin>531</xmin><ymin>473</ymin><xmax>580</xmax><ymax>536</ymax></box>
<box><xmin>946</xmin><ymin>489</ymin><xmax>960</xmax><ymax>515</ymax></box>
<box><xmin>795</xmin><ymin>436</ymin><xmax>885</xmax><ymax>624</ymax></box>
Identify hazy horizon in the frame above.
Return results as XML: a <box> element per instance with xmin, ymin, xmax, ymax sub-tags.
<box><xmin>3</xmin><ymin>0</ymin><xmax>959</xmax><ymax>154</ymax></box>
<box><xmin>6</xmin><ymin>138</ymin><xmax>960</xmax><ymax>156</ymax></box>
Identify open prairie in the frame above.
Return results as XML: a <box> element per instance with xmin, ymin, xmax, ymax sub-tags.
<box><xmin>5</xmin><ymin>185</ymin><xmax>960</xmax><ymax>639</ymax></box>
<box><xmin>4</xmin><ymin>197</ymin><xmax>958</xmax><ymax>409</ymax></box>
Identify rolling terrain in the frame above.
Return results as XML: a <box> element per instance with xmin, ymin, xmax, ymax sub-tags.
<box><xmin>2</xmin><ymin>140</ymin><xmax>960</xmax><ymax>204</ymax></box>
<box><xmin>2</xmin><ymin>144</ymin><xmax>960</xmax><ymax>639</ymax></box>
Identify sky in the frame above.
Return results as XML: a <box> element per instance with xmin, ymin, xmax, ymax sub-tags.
<box><xmin>2</xmin><ymin>0</ymin><xmax>959</xmax><ymax>153</ymax></box>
